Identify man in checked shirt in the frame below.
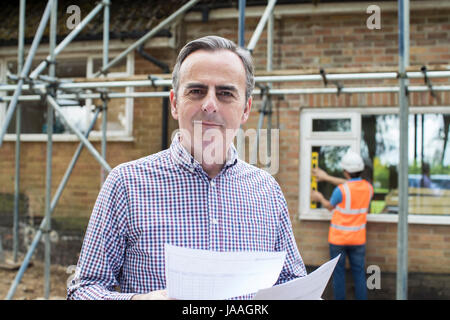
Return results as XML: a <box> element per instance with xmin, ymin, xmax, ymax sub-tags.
<box><xmin>67</xmin><ymin>35</ymin><xmax>306</xmax><ymax>300</ymax></box>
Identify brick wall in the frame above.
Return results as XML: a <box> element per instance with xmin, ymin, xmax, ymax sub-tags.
<box><xmin>182</xmin><ymin>7</ymin><xmax>450</xmax><ymax>277</ymax></box>
<box><xmin>0</xmin><ymin>5</ymin><xmax>449</xmax><ymax>287</ymax></box>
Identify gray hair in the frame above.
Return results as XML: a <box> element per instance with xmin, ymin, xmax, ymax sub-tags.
<box><xmin>172</xmin><ymin>35</ymin><xmax>255</xmax><ymax>102</ymax></box>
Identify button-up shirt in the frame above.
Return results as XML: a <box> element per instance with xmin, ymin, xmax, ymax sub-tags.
<box><xmin>67</xmin><ymin>134</ymin><xmax>306</xmax><ymax>300</ymax></box>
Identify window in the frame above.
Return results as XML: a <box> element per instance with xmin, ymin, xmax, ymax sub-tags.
<box><xmin>0</xmin><ymin>52</ymin><xmax>134</xmax><ymax>141</ymax></box>
<box><xmin>300</xmin><ymin>107</ymin><xmax>450</xmax><ymax>225</ymax></box>
<box><xmin>300</xmin><ymin>111</ymin><xmax>360</xmax><ymax>220</ymax></box>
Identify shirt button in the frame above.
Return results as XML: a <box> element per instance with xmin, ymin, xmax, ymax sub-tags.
<box><xmin>210</xmin><ymin>180</ymin><xmax>216</xmax><ymax>187</ymax></box>
<box><xmin>212</xmin><ymin>218</ymin><xmax>218</xmax><ymax>225</ymax></box>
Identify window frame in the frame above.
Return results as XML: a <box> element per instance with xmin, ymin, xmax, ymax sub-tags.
<box><xmin>299</xmin><ymin>106</ymin><xmax>450</xmax><ymax>225</ymax></box>
<box><xmin>0</xmin><ymin>51</ymin><xmax>135</xmax><ymax>142</ymax></box>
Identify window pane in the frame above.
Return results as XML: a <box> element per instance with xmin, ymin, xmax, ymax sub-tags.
<box><xmin>312</xmin><ymin>118</ymin><xmax>351</xmax><ymax>132</ymax></box>
<box><xmin>361</xmin><ymin>113</ymin><xmax>450</xmax><ymax>216</ymax></box>
<box><xmin>91</xmin><ymin>87</ymin><xmax>127</xmax><ymax>132</ymax></box>
<box><xmin>5</xmin><ymin>58</ymin><xmax>88</xmax><ymax>134</ymax></box>
<box><xmin>6</xmin><ymin>90</ymin><xmax>47</xmax><ymax>134</ymax></box>
<box><xmin>56</xmin><ymin>58</ymin><xmax>86</xmax><ymax>78</ymax></box>
<box><xmin>311</xmin><ymin>145</ymin><xmax>350</xmax><ymax>209</ymax></box>
<box><xmin>6</xmin><ymin>90</ymin><xmax>87</xmax><ymax>134</ymax></box>
<box><xmin>7</xmin><ymin>58</ymin><xmax>87</xmax><ymax>78</ymax></box>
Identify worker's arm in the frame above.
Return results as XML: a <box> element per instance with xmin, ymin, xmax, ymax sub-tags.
<box><xmin>312</xmin><ymin>167</ymin><xmax>346</xmax><ymax>186</ymax></box>
<box><xmin>310</xmin><ymin>190</ymin><xmax>335</xmax><ymax>211</ymax></box>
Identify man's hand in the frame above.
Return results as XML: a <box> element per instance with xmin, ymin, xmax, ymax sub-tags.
<box><xmin>311</xmin><ymin>190</ymin><xmax>335</xmax><ymax>211</ymax></box>
<box><xmin>310</xmin><ymin>190</ymin><xmax>324</xmax><ymax>203</ymax></box>
<box><xmin>312</xmin><ymin>167</ymin><xmax>329</xmax><ymax>182</ymax></box>
<box><xmin>131</xmin><ymin>289</ymin><xmax>174</xmax><ymax>300</ymax></box>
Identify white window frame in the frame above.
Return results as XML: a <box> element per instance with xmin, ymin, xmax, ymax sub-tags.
<box><xmin>86</xmin><ymin>51</ymin><xmax>135</xmax><ymax>139</ymax></box>
<box><xmin>0</xmin><ymin>51</ymin><xmax>135</xmax><ymax>142</ymax></box>
<box><xmin>299</xmin><ymin>107</ymin><xmax>450</xmax><ymax>225</ymax></box>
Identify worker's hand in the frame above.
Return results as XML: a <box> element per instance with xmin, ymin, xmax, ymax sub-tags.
<box><xmin>310</xmin><ymin>190</ymin><xmax>324</xmax><ymax>203</ymax></box>
<box><xmin>131</xmin><ymin>289</ymin><xmax>174</xmax><ymax>300</ymax></box>
<box><xmin>312</xmin><ymin>167</ymin><xmax>329</xmax><ymax>182</ymax></box>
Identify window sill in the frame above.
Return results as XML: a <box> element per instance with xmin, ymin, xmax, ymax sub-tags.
<box><xmin>3</xmin><ymin>133</ymin><xmax>135</xmax><ymax>142</ymax></box>
<box><xmin>299</xmin><ymin>209</ymin><xmax>450</xmax><ymax>225</ymax></box>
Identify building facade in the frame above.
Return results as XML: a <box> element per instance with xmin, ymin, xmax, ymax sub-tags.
<box><xmin>0</xmin><ymin>0</ymin><xmax>449</xmax><ymax>299</ymax></box>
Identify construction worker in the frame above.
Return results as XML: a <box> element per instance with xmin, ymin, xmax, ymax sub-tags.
<box><xmin>310</xmin><ymin>150</ymin><xmax>373</xmax><ymax>300</ymax></box>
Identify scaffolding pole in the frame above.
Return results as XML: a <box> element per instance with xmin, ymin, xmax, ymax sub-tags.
<box><xmin>46</xmin><ymin>94</ymin><xmax>111</xmax><ymax>172</ymax></box>
<box><xmin>1</xmin><ymin>0</ymin><xmax>216</xmax><ymax>300</ymax></box>
<box><xmin>247</xmin><ymin>0</ymin><xmax>278</xmax><ymax>53</ymax></box>
<box><xmin>255</xmin><ymin>7</ymin><xmax>275</xmax><ymax>164</ymax></box>
<box><xmin>2</xmin><ymin>70</ymin><xmax>450</xmax><ymax>93</ymax></box>
<box><xmin>29</xmin><ymin>1</ymin><xmax>106</xmax><ymax>80</ymax></box>
<box><xmin>43</xmin><ymin>0</ymin><xmax>58</xmax><ymax>300</ymax></box>
<box><xmin>236</xmin><ymin>0</ymin><xmax>246</xmax><ymax>160</ymax></box>
<box><xmin>1</xmin><ymin>84</ymin><xmax>450</xmax><ymax>103</ymax></box>
<box><xmin>0</xmin><ymin>0</ymin><xmax>54</xmax><ymax>147</ymax></box>
<box><xmin>397</xmin><ymin>0</ymin><xmax>410</xmax><ymax>301</ymax></box>
<box><xmin>238</xmin><ymin>0</ymin><xmax>246</xmax><ymax>48</ymax></box>
<box><xmin>93</xmin><ymin>0</ymin><xmax>200</xmax><ymax>77</ymax></box>
<box><xmin>5</xmin><ymin>108</ymin><xmax>101</xmax><ymax>300</ymax></box>
<box><xmin>101</xmin><ymin>0</ymin><xmax>110</xmax><ymax>186</ymax></box>
<box><xmin>13</xmin><ymin>0</ymin><xmax>26</xmax><ymax>264</ymax></box>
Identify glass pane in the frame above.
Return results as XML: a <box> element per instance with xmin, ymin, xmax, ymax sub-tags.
<box><xmin>6</xmin><ymin>57</ymin><xmax>88</xmax><ymax>134</ymax></box>
<box><xmin>56</xmin><ymin>58</ymin><xmax>87</xmax><ymax>78</ymax></box>
<box><xmin>6</xmin><ymin>89</ymin><xmax>87</xmax><ymax>134</ymax></box>
<box><xmin>7</xmin><ymin>58</ymin><xmax>87</xmax><ymax>78</ymax></box>
<box><xmin>312</xmin><ymin>118</ymin><xmax>351</xmax><ymax>132</ymax></box>
<box><xmin>361</xmin><ymin>113</ymin><xmax>450</xmax><ymax>215</ymax></box>
<box><xmin>91</xmin><ymin>87</ymin><xmax>127</xmax><ymax>132</ymax></box>
<box><xmin>311</xmin><ymin>145</ymin><xmax>350</xmax><ymax>209</ymax></box>
<box><xmin>6</xmin><ymin>90</ymin><xmax>48</xmax><ymax>134</ymax></box>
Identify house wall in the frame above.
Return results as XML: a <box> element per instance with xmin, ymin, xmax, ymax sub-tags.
<box><xmin>181</xmin><ymin>7</ymin><xmax>450</xmax><ymax>275</ymax></box>
<box><xmin>0</xmin><ymin>3</ymin><xmax>449</xmax><ymax>298</ymax></box>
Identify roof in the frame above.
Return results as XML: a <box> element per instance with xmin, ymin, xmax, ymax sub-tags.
<box><xmin>0</xmin><ymin>0</ymin><xmax>383</xmax><ymax>47</ymax></box>
<box><xmin>0</xmin><ymin>0</ymin><xmax>182</xmax><ymax>46</ymax></box>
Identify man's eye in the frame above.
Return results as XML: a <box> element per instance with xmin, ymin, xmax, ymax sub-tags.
<box><xmin>189</xmin><ymin>89</ymin><xmax>203</xmax><ymax>95</ymax></box>
<box><xmin>218</xmin><ymin>91</ymin><xmax>233</xmax><ymax>97</ymax></box>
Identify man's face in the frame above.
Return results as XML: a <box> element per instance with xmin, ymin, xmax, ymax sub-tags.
<box><xmin>170</xmin><ymin>49</ymin><xmax>252</xmax><ymax>164</ymax></box>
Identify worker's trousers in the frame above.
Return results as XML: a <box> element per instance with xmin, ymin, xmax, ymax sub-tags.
<box><xmin>329</xmin><ymin>244</ymin><xmax>367</xmax><ymax>300</ymax></box>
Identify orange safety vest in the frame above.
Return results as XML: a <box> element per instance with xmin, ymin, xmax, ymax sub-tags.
<box><xmin>329</xmin><ymin>179</ymin><xmax>373</xmax><ymax>245</ymax></box>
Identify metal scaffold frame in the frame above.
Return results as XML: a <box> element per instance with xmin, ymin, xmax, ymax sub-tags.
<box><xmin>0</xmin><ymin>0</ymin><xmax>448</xmax><ymax>300</ymax></box>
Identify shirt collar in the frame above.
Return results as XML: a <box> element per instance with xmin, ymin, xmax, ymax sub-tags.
<box><xmin>169</xmin><ymin>132</ymin><xmax>238</xmax><ymax>175</ymax></box>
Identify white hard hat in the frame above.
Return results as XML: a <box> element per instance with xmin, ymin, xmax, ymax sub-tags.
<box><xmin>340</xmin><ymin>150</ymin><xmax>364</xmax><ymax>173</ymax></box>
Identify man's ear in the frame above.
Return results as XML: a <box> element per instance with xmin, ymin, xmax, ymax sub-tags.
<box><xmin>169</xmin><ymin>89</ymin><xmax>178</xmax><ymax>120</ymax></box>
<box><xmin>240</xmin><ymin>96</ymin><xmax>252</xmax><ymax>124</ymax></box>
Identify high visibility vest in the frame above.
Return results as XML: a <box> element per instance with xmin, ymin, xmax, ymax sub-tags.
<box><xmin>329</xmin><ymin>179</ymin><xmax>373</xmax><ymax>245</ymax></box>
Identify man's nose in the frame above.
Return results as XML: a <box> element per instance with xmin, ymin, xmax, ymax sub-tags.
<box><xmin>201</xmin><ymin>92</ymin><xmax>218</xmax><ymax>113</ymax></box>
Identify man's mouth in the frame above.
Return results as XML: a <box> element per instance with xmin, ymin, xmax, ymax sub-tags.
<box><xmin>193</xmin><ymin>120</ymin><xmax>223</xmax><ymax>128</ymax></box>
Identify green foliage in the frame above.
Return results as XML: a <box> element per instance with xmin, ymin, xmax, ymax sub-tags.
<box><xmin>373</xmin><ymin>157</ymin><xmax>389</xmax><ymax>189</ymax></box>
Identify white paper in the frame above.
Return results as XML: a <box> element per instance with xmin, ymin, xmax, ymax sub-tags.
<box><xmin>253</xmin><ymin>254</ymin><xmax>341</xmax><ymax>300</ymax></box>
<box><xmin>165</xmin><ymin>244</ymin><xmax>287</xmax><ymax>300</ymax></box>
